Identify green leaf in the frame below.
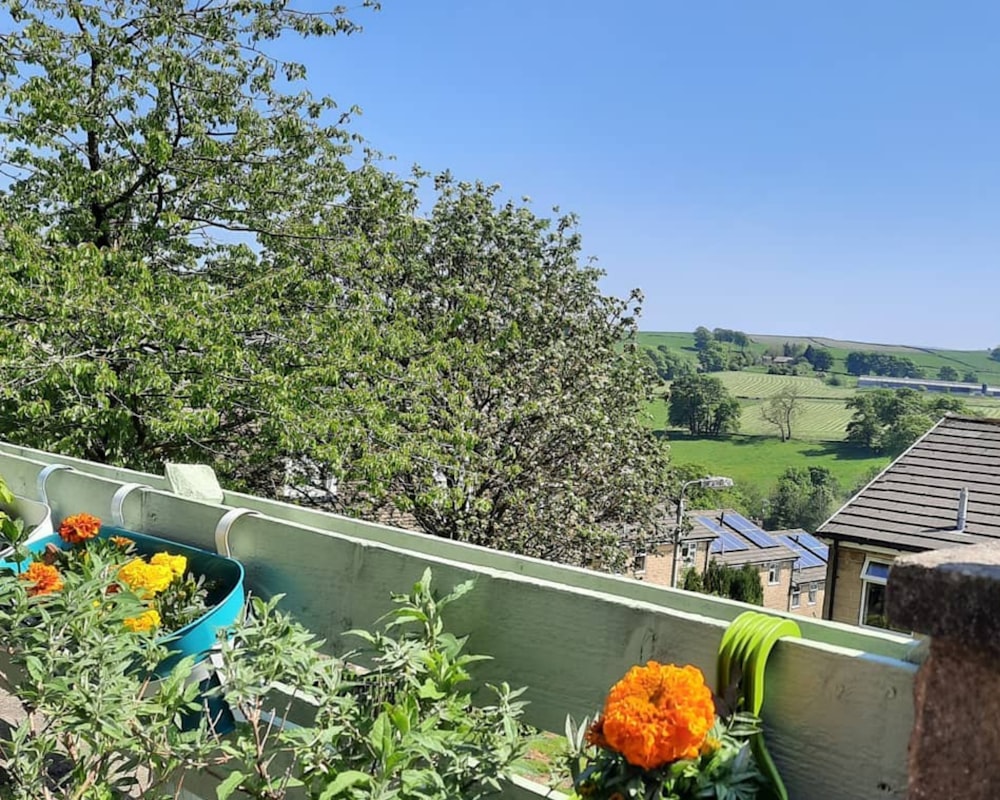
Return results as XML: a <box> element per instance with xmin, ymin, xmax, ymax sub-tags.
<box><xmin>215</xmin><ymin>770</ymin><xmax>245</xmax><ymax>800</ymax></box>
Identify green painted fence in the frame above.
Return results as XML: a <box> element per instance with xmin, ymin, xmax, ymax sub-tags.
<box><xmin>0</xmin><ymin>443</ymin><xmax>916</xmax><ymax>799</ymax></box>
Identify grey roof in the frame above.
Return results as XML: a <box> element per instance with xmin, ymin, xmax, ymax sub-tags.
<box><xmin>689</xmin><ymin>509</ymin><xmax>799</xmax><ymax>566</ymax></box>
<box><xmin>819</xmin><ymin>415</ymin><xmax>1000</xmax><ymax>552</ymax></box>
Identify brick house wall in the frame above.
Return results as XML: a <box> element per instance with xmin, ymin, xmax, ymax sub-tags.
<box><xmin>788</xmin><ymin>583</ymin><xmax>826</xmax><ymax>618</ymax></box>
<box><xmin>827</xmin><ymin>544</ymin><xmax>905</xmax><ymax>625</ymax></box>
<box><xmin>637</xmin><ymin>541</ymin><xmax>710</xmax><ymax>587</ymax></box>
<box><xmin>761</xmin><ymin>561</ymin><xmax>793</xmax><ymax>612</ymax></box>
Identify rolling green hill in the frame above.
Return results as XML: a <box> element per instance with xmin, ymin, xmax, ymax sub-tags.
<box><xmin>640</xmin><ymin>331</ymin><xmax>1000</xmax><ymax>494</ymax></box>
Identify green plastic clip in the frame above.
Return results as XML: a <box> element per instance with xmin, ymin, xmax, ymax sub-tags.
<box><xmin>718</xmin><ymin>610</ymin><xmax>801</xmax><ymax>800</ymax></box>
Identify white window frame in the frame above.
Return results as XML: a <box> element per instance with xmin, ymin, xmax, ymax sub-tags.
<box><xmin>859</xmin><ymin>556</ymin><xmax>892</xmax><ymax>629</ymax></box>
<box><xmin>633</xmin><ymin>551</ymin><xmax>647</xmax><ymax>575</ymax></box>
<box><xmin>790</xmin><ymin>585</ymin><xmax>801</xmax><ymax>609</ymax></box>
<box><xmin>767</xmin><ymin>562</ymin><xmax>780</xmax><ymax>585</ymax></box>
<box><xmin>807</xmin><ymin>582</ymin><xmax>818</xmax><ymax>605</ymax></box>
<box><xmin>680</xmin><ymin>541</ymin><xmax>697</xmax><ymax>566</ymax></box>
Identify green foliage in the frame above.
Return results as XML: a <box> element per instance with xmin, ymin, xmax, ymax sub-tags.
<box><xmin>0</xmin><ymin>567</ymin><xmax>524</xmax><ymax>800</ymax></box>
<box><xmin>0</xmin><ymin>0</ymin><xmax>669</xmax><ymax>569</ymax></box>
<box><xmin>680</xmin><ymin>567</ymin><xmax>704</xmax><ymax>593</ymax></box>
<box><xmin>643</xmin><ymin>346</ymin><xmax>694</xmax><ymax>381</ymax></box>
<box><xmin>697</xmin><ymin>340</ymin><xmax>729</xmax><ymax>372</ymax></box>
<box><xmin>215</xmin><ymin>569</ymin><xmax>526</xmax><ymax>799</ymax></box>
<box><xmin>668</xmin><ymin>375</ymin><xmax>741</xmax><ymax>437</ymax></box>
<box><xmin>991</xmin><ymin>347</ymin><xmax>1000</xmax><ymax>363</ymax></box>
<box><xmin>693</xmin><ymin>327</ymin><xmax>714</xmax><ymax>352</ymax></box>
<box><xmin>0</xmin><ymin>473</ymin><xmax>25</xmax><ymax>555</ymax></box>
<box><xmin>845</xmin><ymin>352</ymin><xmax>924</xmax><ymax>378</ymax></box>
<box><xmin>765</xmin><ymin>466</ymin><xmax>841</xmax><ymax>532</ymax></box>
<box><xmin>938</xmin><ymin>366</ymin><xmax>960</xmax><ymax>381</ymax></box>
<box><xmin>846</xmin><ymin>388</ymin><xmax>966</xmax><ymax>454</ymax></box>
<box><xmin>803</xmin><ymin>346</ymin><xmax>834</xmax><ymax>372</ymax></box>
<box><xmin>759</xmin><ymin>389</ymin><xmax>801</xmax><ymax>442</ymax></box>
<box><xmin>699</xmin><ymin>561</ymin><xmax>764</xmax><ymax>606</ymax></box>
<box><xmin>964</xmin><ymin>370</ymin><xmax>980</xmax><ymax>383</ymax></box>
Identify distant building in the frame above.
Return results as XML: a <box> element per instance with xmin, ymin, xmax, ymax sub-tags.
<box><xmin>856</xmin><ymin>375</ymin><xmax>1000</xmax><ymax>396</ymax></box>
<box><xmin>635</xmin><ymin>509</ymin><xmax>828</xmax><ymax>617</ymax></box>
<box><xmin>819</xmin><ymin>415</ymin><xmax>1000</xmax><ymax>629</ymax></box>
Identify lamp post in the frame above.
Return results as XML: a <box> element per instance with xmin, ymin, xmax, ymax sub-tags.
<box><xmin>671</xmin><ymin>475</ymin><xmax>734</xmax><ymax>588</ymax></box>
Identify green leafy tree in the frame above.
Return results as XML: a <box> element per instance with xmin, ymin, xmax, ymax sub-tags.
<box><xmin>667</xmin><ymin>375</ymin><xmax>742</xmax><ymax>437</ymax></box>
<box><xmin>804</xmin><ymin>347</ymin><xmax>834</xmax><ymax>372</ymax></box>
<box><xmin>765</xmin><ymin>467</ymin><xmax>841</xmax><ymax>532</ymax></box>
<box><xmin>0</xmin><ymin>0</ymin><xmax>669</xmax><ymax>569</ymax></box>
<box><xmin>697</xmin><ymin>340</ymin><xmax>728</xmax><ymax>372</ymax></box>
<box><xmin>937</xmin><ymin>366</ymin><xmax>959</xmax><ymax>381</ymax></box>
<box><xmin>693</xmin><ymin>326</ymin><xmax>714</xmax><ymax>351</ymax></box>
<box><xmin>990</xmin><ymin>347</ymin><xmax>1000</xmax><ymax>363</ymax></box>
<box><xmin>700</xmin><ymin>561</ymin><xmax>763</xmax><ymax>605</ymax></box>
<box><xmin>963</xmin><ymin>370</ymin><xmax>979</xmax><ymax>383</ymax></box>
<box><xmin>845</xmin><ymin>388</ymin><xmax>962</xmax><ymax>454</ymax></box>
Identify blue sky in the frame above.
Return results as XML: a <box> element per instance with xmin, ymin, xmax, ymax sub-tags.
<box><xmin>275</xmin><ymin>1</ymin><xmax>1000</xmax><ymax>349</ymax></box>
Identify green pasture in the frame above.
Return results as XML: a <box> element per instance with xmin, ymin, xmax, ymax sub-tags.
<box><xmin>640</xmin><ymin>331</ymin><xmax>1000</xmax><ymax>383</ymax></box>
<box><xmin>663</xmin><ymin>434</ymin><xmax>890</xmax><ymax>496</ymax></box>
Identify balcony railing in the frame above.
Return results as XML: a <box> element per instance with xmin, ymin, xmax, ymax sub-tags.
<box><xmin>0</xmin><ymin>442</ymin><xmax>919</xmax><ymax>799</ymax></box>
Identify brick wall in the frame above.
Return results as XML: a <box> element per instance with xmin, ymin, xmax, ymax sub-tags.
<box><xmin>761</xmin><ymin>562</ymin><xmax>793</xmax><ymax>612</ymax></box>
<box><xmin>789</xmin><ymin>583</ymin><xmax>826</xmax><ymax>618</ymax></box>
<box><xmin>829</xmin><ymin>545</ymin><xmax>868</xmax><ymax>625</ymax></box>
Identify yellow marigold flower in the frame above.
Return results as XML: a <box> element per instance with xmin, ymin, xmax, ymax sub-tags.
<box><xmin>597</xmin><ymin>661</ymin><xmax>716</xmax><ymax>769</ymax></box>
<box><xmin>150</xmin><ymin>551</ymin><xmax>187</xmax><ymax>579</ymax></box>
<box><xmin>110</xmin><ymin>536</ymin><xmax>134</xmax><ymax>550</ymax></box>
<box><xmin>123</xmin><ymin>609</ymin><xmax>161</xmax><ymax>633</ymax></box>
<box><xmin>58</xmin><ymin>513</ymin><xmax>101</xmax><ymax>545</ymax></box>
<box><xmin>20</xmin><ymin>562</ymin><xmax>63</xmax><ymax>596</ymax></box>
<box><xmin>700</xmin><ymin>736</ymin><xmax>721</xmax><ymax>756</ymax></box>
<box><xmin>117</xmin><ymin>558</ymin><xmax>173</xmax><ymax>597</ymax></box>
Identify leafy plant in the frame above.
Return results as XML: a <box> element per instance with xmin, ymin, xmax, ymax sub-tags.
<box><xmin>0</xmin><ymin>566</ymin><xmax>525</xmax><ymax>800</ymax></box>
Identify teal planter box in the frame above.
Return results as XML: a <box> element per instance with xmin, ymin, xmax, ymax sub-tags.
<box><xmin>1</xmin><ymin>526</ymin><xmax>245</xmax><ymax>675</ymax></box>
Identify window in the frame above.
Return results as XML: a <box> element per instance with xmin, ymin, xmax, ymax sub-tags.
<box><xmin>790</xmin><ymin>585</ymin><xmax>801</xmax><ymax>609</ymax></box>
<box><xmin>681</xmin><ymin>541</ymin><xmax>697</xmax><ymax>566</ymax></box>
<box><xmin>632</xmin><ymin>552</ymin><xmax>647</xmax><ymax>575</ymax></box>
<box><xmin>860</xmin><ymin>557</ymin><xmax>893</xmax><ymax>629</ymax></box>
<box><xmin>767</xmin><ymin>562</ymin><xmax>780</xmax><ymax>585</ymax></box>
<box><xmin>808</xmin><ymin>582</ymin><xmax>818</xmax><ymax>605</ymax></box>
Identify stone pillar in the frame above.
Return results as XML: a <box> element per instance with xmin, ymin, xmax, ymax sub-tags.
<box><xmin>887</xmin><ymin>542</ymin><xmax>1000</xmax><ymax>800</ymax></box>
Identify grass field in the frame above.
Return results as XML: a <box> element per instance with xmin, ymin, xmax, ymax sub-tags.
<box><xmin>639</xmin><ymin>336</ymin><xmax>1000</xmax><ymax>494</ymax></box>
<box><xmin>663</xmin><ymin>434</ymin><xmax>890</xmax><ymax>496</ymax></box>
<box><xmin>637</xmin><ymin>331</ymin><xmax>1000</xmax><ymax>384</ymax></box>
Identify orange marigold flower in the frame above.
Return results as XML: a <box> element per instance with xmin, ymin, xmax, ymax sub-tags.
<box><xmin>598</xmin><ymin>661</ymin><xmax>716</xmax><ymax>769</ymax></box>
<box><xmin>20</xmin><ymin>562</ymin><xmax>63</xmax><ymax>596</ymax></box>
<box><xmin>117</xmin><ymin>559</ymin><xmax>173</xmax><ymax>597</ymax></box>
<box><xmin>123</xmin><ymin>609</ymin><xmax>161</xmax><ymax>633</ymax></box>
<box><xmin>58</xmin><ymin>513</ymin><xmax>101</xmax><ymax>544</ymax></box>
<box><xmin>110</xmin><ymin>536</ymin><xmax>134</xmax><ymax>550</ymax></box>
<box><xmin>150</xmin><ymin>552</ymin><xmax>186</xmax><ymax>579</ymax></box>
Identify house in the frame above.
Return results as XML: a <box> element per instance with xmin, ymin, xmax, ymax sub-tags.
<box><xmin>819</xmin><ymin>415</ymin><xmax>1000</xmax><ymax>629</ymax></box>
<box><xmin>636</xmin><ymin>509</ymin><xmax>828</xmax><ymax>617</ymax></box>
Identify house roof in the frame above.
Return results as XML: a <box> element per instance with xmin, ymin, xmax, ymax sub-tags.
<box><xmin>818</xmin><ymin>415</ymin><xmax>1000</xmax><ymax>552</ymax></box>
<box><xmin>689</xmin><ymin>509</ymin><xmax>799</xmax><ymax>567</ymax></box>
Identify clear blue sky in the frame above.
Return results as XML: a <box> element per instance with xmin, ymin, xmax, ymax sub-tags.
<box><xmin>275</xmin><ymin>1</ymin><xmax>1000</xmax><ymax>349</ymax></box>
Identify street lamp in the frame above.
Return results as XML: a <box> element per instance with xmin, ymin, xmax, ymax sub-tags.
<box><xmin>671</xmin><ymin>475</ymin><xmax>734</xmax><ymax>588</ymax></box>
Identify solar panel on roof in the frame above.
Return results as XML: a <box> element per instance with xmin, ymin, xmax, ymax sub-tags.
<box><xmin>777</xmin><ymin>535</ymin><xmax>824</xmax><ymax>569</ymax></box>
<box><xmin>722</xmin><ymin>512</ymin><xmax>780</xmax><ymax>548</ymax></box>
<box><xmin>698</xmin><ymin>517</ymin><xmax>749</xmax><ymax>552</ymax></box>
<box><xmin>791</xmin><ymin>532</ymin><xmax>830</xmax><ymax>560</ymax></box>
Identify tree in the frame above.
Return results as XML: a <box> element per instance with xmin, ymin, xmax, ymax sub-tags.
<box><xmin>643</xmin><ymin>346</ymin><xmax>692</xmax><ymax>381</ymax></box>
<box><xmin>938</xmin><ymin>366</ymin><xmax>960</xmax><ymax>381</ymax></box>
<box><xmin>693</xmin><ymin>326</ymin><xmax>714</xmax><ymax>351</ymax></box>
<box><xmin>845</xmin><ymin>388</ymin><xmax>962</xmax><ymax>454</ymax></box>
<box><xmin>759</xmin><ymin>388</ymin><xmax>801</xmax><ymax>442</ymax></box>
<box><xmin>991</xmin><ymin>347</ymin><xmax>1000</xmax><ymax>363</ymax></box>
<box><xmin>0</xmin><ymin>0</ymin><xmax>670</xmax><ymax>569</ymax></box>
<box><xmin>697</xmin><ymin>340</ymin><xmax>728</xmax><ymax>372</ymax></box>
<box><xmin>667</xmin><ymin>375</ymin><xmax>742</xmax><ymax>437</ymax></box>
<box><xmin>963</xmin><ymin>371</ymin><xmax>979</xmax><ymax>383</ymax></box>
<box><xmin>804</xmin><ymin>347</ymin><xmax>834</xmax><ymax>372</ymax></box>
<box><xmin>765</xmin><ymin>467</ymin><xmax>841</xmax><ymax>532</ymax></box>
<box><xmin>700</xmin><ymin>561</ymin><xmax>763</xmax><ymax>605</ymax></box>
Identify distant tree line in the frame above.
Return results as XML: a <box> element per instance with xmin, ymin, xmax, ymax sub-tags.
<box><xmin>845</xmin><ymin>351</ymin><xmax>925</xmax><ymax>378</ymax></box>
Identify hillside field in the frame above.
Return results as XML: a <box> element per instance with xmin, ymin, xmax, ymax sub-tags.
<box><xmin>637</xmin><ymin>331</ymin><xmax>1000</xmax><ymax>384</ymax></box>
<box><xmin>641</xmin><ymin>331</ymin><xmax>1000</xmax><ymax>493</ymax></box>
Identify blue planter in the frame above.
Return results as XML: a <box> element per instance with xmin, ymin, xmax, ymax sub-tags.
<box><xmin>1</xmin><ymin>526</ymin><xmax>245</xmax><ymax>675</ymax></box>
